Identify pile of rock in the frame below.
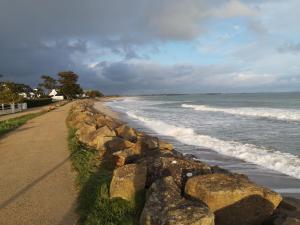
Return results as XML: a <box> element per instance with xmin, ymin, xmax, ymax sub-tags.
<box><xmin>42</xmin><ymin>100</ymin><xmax>68</xmax><ymax>112</ymax></box>
<box><xmin>68</xmin><ymin>100</ymin><xmax>299</xmax><ymax>225</ymax></box>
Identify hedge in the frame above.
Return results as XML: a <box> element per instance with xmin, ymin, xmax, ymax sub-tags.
<box><xmin>25</xmin><ymin>98</ymin><xmax>53</xmax><ymax>108</ymax></box>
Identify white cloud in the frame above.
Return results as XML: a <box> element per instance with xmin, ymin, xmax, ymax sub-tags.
<box><xmin>213</xmin><ymin>0</ymin><xmax>258</xmax><ymax>18</ymax></box>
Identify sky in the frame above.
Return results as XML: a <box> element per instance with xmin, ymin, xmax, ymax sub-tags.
<box><xmin>0</xmin><ymin>0</ymin><xmax>300</xmax><ymax>94</ymax></box>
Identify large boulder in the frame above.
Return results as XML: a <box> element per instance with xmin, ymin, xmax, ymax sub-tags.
<box><xmin>89</xmin><ymin>125</ymin><xmax>116</xmax><ymax>150</ymax></box>
<box><xmin>69</xmin><ymin>111</ymin><xmax>96</xmax><ymax>129</ymax></box>
<box><xmin>267</xmin><ymin>197</ymin><xmax>300</xmax><ymax>225</ymax></box>
<box><xmin>75</xmin><ymin>122</ymin><xmax>97</xmax><ymax>144</ymax></box>
<box><xmin>185</xmin><ymin>173</ymin><xmax>282</xmax><ymax>225</ymax></box>
<box><xmin>141</xmin><ymin>135</ymin><xmax>159</xmax><ymax>150</ymax></box>
<box><xmin>140</xmin><ymin>154</ymin><xmax>213</xmax><ymax>189</ymax></box>
<box><xmin>159</xmin><ymin>140</ymin><xmax>173</xmax><ymax>151</ymax></box>
<box><xmin>95</xmin><ymin>114</ymin><xmax>123</xmax><ymax>130</ymax></box>
<box><xmin>113</xmin><ymin>146</ymin><xmax>143</xmax><ymax>167</ymax></box>
<box><xmin>115</xmin><ymin>125</ymin><xmax>138</xmax><ymax>142</ymax></box>
<box><xmin>110</xmin><ymin>163</ymin><xmax>147</xmax><ymax>201</ymax></box>
<box><xmin>105</xmin><ymin>137</ymin><xmax>135</xmax><ymax>153</ymax></box>
<box><xmin>140</xmin><ymin>176</ymin><xmax>214</xmax><ymax>225</ymax></box>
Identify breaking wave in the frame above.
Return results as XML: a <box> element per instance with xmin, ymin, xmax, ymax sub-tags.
<box><xmin>182</xmin><ymin>104</ymin><xmax>300</xmax><ymax>122</ymax></box>
<box><xmin>127</xmin><ymin>111</ymin><xmax>300</xmax><ymax>179</ymax></box>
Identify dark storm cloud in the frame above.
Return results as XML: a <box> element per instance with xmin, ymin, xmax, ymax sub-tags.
<box><xmin>2</xmin><ymin>0</ymin><xmax>288</xmax><ymax>94</ymax></box>
<box><xmin>90</xmin><ymin>60</ymin><xmax>293</xmax><ymax>95</ymax></box>
<box><xmin>0</xmin><ymin>0</ymin><xmax>229</xmax><ymax>87</ymax></box>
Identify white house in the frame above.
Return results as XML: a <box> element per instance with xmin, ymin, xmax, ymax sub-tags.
<box><xmin>49</xmin><ymin>89</ymin><xmax>64</xmax><ymax>101</ymax></box>
<box><xmin>19</xmin><ymin>92</ymin><xmax>35</xmax><ymax>99</ymax></box>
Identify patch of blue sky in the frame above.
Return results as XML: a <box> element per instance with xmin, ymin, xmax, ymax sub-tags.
<box><xmin>143</xmin><ymin>17</ymin><xmax>257</xmax><ymax>66</ymax></box>
<box><xmin>144</xmin><ymin>41</ymin><xmax>211</xmax><ymax>65</ymax></box>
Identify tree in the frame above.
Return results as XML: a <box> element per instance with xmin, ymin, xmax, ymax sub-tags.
<box><xmin>0</xmin><ymin>81</ymin><xmax>23</xmax><ymax>104</ymax></box>
<box><xmin>58</xmin><ymin>71</ymin><xmax>82</xmax><ymax>99</ymax></box>
<box><xmin>85</xmin><ymin>90</ymin><xmax>104</xmax><ymax>98</ymax></box>
<box><xmin>14</xmin><ymin>83</ymin><xmax>33</xmax><ymax>94</ymax></box>
<box><xmin>39</xmin><ymin>75</ymin><xmax>57</xmax><ymax>94</ymax></box>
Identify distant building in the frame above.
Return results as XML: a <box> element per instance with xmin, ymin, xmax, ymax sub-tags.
<box><xmin>49</xmin><ymin>89</ymin><xmax>64</xmax><ymax>101</ymax></box>
<box><xmin>19</xmin><ymin>92</ymin><xmax>35</xmax><ymax>99</ymax></box>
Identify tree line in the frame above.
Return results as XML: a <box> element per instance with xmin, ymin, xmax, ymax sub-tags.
<box><xmin>0</xmin><ymin>71</ymin><xmax>103</xmax><ymax>104</ymax></box>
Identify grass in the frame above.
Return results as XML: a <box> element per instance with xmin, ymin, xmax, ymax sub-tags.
<box><xmin>0</xmin><ymin>112</ymin><xmax>44</xmax><ymax>136</ymax></box>
<box><xmin>68</xmin><ymin>128</ymin><xmax>145</xmax><ymax>225</ymax></box>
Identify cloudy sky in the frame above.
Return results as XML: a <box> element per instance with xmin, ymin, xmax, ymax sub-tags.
<box><xmin>0</xmin><ymin>0</ymin><xmax>300</xmax><ymax>94</ymax></box>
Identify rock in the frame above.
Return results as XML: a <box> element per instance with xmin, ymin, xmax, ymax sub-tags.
<box><xmin>266</xmin><ymin>197</ymin><xmax>300</xmax><ymax>225</ymax></box>
<box><xmin>158</xmin><ymin>140</ymin><xmax>173</xmax><ymax>151</ymax></box>
<box><xmin>105</xmin><ymin>137</ymin><xmax>135</xmax><ymax>153</ymax></box>
<box><xmin>93</xmin><ymin>114</ymin><xmax>106</xmax><ymax>126</ymax></box>
<box><xmin>185</xmin><ymin>173</ymin><xmax>282</xmax><ymax>225</ymax></box>
<box><xmin>141</xmin><ymin>135</ymin><xmax>159</xmax><ymax>150</ymax></box>
<box><xmin>140</xmin><ymin>155</ymin><xmax>213</xmax><ymax>189</ymax></box>
<box><xmin>69</xmin><ymin>111</ymin><xmax>96</xmax><ymax>129</ymax></box>
<box><xmin>96</xmin><ymin>114</ymin><xmax>123</xmax><ymax>130</ymax></box>
<box><xmin>113</xmin><ymin>145</ymin><xmax>142</xmax><ymax>167</ymax></box>
<box><xmin>75</xmin><ymin>122</ymin><xmax>97</xmax><ymax>144</ymax></box>
<box><xmin>89</xmin><ymin>125</ymin><xmax>116</xmax><ymax>150</ymax></box>
<box><xmin>140</xmin><ymin>176</ymin><xmax>214</xmax><ymax>225</ymax></box>
<box><xmin>113</xmin><ymin>151</ymin><xmax>127</xmax><ymax>167</ymax></box>
<box><xmin>115</xmin><ymin>125</ymin><xmax>138</xmax><ymax>142</ymax></box>
<box><xmin>48</xmin><ymin>105</ymin><xmax>56</xmax><ymax>111</ymax></box>
<box><xmin>110</xmin><ymin>163</ymin><xmax>147</xmax><ymax>201</ymax></box>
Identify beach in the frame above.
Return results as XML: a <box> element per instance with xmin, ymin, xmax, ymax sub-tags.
<box><xmin>97</xmin><ymin>93</ymin><xmax>300</xmax><ymax>199</ymax></box>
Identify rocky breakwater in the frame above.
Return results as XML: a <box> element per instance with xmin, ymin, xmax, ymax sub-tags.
<box><xmin>67</xmin><ymin>100</ymin><xmax>299</xmax><ymax>225</ymax></box>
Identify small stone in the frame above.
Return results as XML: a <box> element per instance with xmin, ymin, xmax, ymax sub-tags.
<box><xmin>186</xmin><ymin>172</ymin><xmax>193</xmax><ymax>177</ymax></box>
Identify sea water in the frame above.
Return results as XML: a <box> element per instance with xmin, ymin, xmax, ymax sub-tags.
<box><xmin>105</xmin><ymin>93</ymin><xmax>300</xmax><ymax>197</ymax></box>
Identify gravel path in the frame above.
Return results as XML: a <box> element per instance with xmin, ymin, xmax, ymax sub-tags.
<box><xmin>0</xmin><ymin>103</ymin><xmax>78</xmax><ymax>225</ymax></box>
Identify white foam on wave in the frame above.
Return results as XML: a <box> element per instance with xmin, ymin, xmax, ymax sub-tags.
<box><xmin>182</xmin><ymin>104</ymin><xmax>300</xmax><ymax>122</ymax></box>
<box><xmin>127</xmin><ymin>111</ymin><xmax>300</xmax><ymax>179</ymax></box>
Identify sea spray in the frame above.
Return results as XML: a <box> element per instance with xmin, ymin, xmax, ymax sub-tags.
<box><xmin>127</xmin><ymin>111</ymin><xmax>300</xmax><ymax>179</ymax></box>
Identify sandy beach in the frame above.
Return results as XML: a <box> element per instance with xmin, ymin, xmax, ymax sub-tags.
<box><xmin>97</xmin><ymin>97</ymin><xmax>300</xmax><ymax>200</ymax></box>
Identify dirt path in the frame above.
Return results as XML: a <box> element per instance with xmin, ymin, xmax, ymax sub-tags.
<box><xmin>0</xmin><ymin>104</ymin><xmax>78</xmax><ymax>225</ymax></box>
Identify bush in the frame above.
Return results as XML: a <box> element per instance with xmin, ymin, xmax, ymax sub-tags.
<box><xmin>25</xmin><ymin>98</ymin><xmax>52</xmax><ymax>108</ymax></box>
<box><xmin>85</xmin><ymin>90</ymin><xmax>104</xmax><ymax>98</ymax></box>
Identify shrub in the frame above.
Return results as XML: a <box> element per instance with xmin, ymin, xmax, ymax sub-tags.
<box><xmin>25</xmin><ymin>98</ymin><xmax>52</xmax><ymax>108</ymax></box>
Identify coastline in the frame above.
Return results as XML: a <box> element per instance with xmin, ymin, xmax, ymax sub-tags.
<box><xmin>93</xmin><ymin>97</ymin><xmax>121</xmax><ymax>120</ymax></box>
<box><xmin>69</xmin><ymin>99</ymin><xmax>300</xmax><ymax>224</ymax></box>
<box><xmin>101</xmin><ymin>97</ymin><xmax>300</xmax><ymax>200</ymax></box>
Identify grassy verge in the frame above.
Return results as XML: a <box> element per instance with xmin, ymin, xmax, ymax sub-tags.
<box><xmin>0</xmin><ymin>112</ymin><xmax>44</xmax><ymax>137</ymax></box>
<box><xmin>68</xmin><ymin>128</ymin><xmax>145</xmax><ymax>225</ymax></box>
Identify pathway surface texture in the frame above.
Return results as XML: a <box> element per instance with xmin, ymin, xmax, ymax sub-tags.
<box><xmin>0</xmin><ymin>103</ymin><xmax>78</xmax><ymax>225</ymax></box>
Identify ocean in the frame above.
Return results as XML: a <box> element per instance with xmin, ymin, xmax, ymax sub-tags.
<box><xmin>105</xmin><ymin>93</ymin><xmax>300</xmax><ymax>198</ymax></box>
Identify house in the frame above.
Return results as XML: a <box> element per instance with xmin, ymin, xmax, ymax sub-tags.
<box><xmin>19</xmin><ymin>92</ymin><xmax>35</xmax><ymax>99</ymax></box>
<box><xmin>49</xmin><ymin>89</ymin><xmax>64</xmax><ymax>101</ymax></box>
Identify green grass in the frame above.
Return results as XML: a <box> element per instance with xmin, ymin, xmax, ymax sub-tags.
<box><xmin>0</xmin><ymin>112</ymin><xmax>44</xmax><ymax>136</ymax></box>
<box><xmin>68</xmin><ymin>128</ymin><xmax>145</xmax><ymax>225</ymax></box>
